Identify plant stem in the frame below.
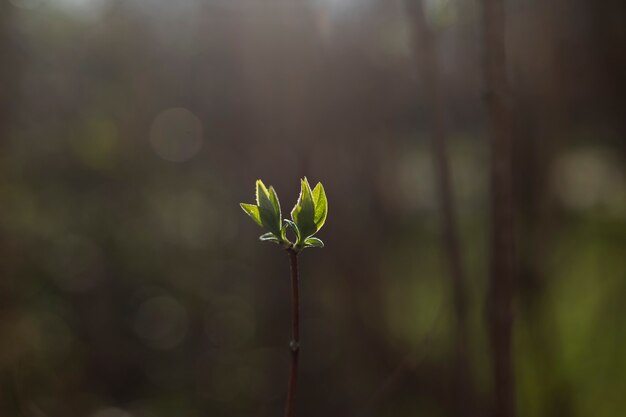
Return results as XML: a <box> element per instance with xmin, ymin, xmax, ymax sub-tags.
<box><xmin>284</xmin><ymin>249</ymin><xmax>300</xmax><ymax>417</ymax></box>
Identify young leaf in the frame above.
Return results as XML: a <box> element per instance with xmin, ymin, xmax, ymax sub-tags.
<box><xmin>291</xmin><ymin>178</ymin><xmax>317</xmax><ymax>242</ymax></box>
<box><xmin>312</xmin><ymin>182</ymin><xmax>328</xmax><ymax>231</ymax></box>
<box><xmin>268</xmin><ymin>186</ymin><xmax>282</xmax><ymax>220</ymax></box>
<box><xmin>240</xmin><ymin>203</ymin><xmax>263</xmax><ymax>227</ymax></box>
<box><xmin>283</xmin><ymin>219</ymin><xmax>300</xmax><ymax>243</ymax></box>
<box><xmin>255</xmin><ymin>179</ymin><xmax>270</xmax><ymax>206</ymax></box>
<box><xmin>259</xmin><ymin>232</ymin><xmax>280</xmax><ymax>243</ymax></box>
<box><xmin>304</xmin><ymin>237</ymin><xmax>324</xmax><ymax>248</ymax></box>
<box><xmin>256</xmin><ymin>180</ymin><xmax>281</xmax><ymax>236</ymax></box>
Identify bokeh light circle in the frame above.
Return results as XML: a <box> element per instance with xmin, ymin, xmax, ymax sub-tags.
<box><xmin>133</xmin><ymin>295</ymin><xmax>188</xmax><ymax>349</ymax></box>
<box><xmin>149</xmin><ymin>108</ymin><xmax>203</xmax><ymax>162</ymax></box>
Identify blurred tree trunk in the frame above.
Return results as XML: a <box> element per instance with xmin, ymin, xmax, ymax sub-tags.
<box><xmin>588</xmin><ymin>0</ymin><xmax>626</xmax><ymax>147</ymax></box>
<box><xmin>515</xmin><ymin>2</ymin><xmax>574</xmax><ymax>415</ymax></box>
<box><xmin>0</xmin><ymin>3</ymin><xmax>20</xmax><ymax>415</ymax></box>
<box><xmin>0</xmin><ymin>0</ymin><xmax>15</xmax><ymax>144</ymax></box>
<box><xmin>481</xmin><ymin>1</ymin><xmax>516</xmax><ymax>417</ymax></box>
<box><xmin>404</xmin><ymin>1</ymin><xmax>474</xmax><ymax>416</ymax></box>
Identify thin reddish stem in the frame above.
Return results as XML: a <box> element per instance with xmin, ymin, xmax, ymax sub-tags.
<box><xmin>284</xmin><ymin>249</ymin><xmax>300</xmax><ymax>417</ymax></box>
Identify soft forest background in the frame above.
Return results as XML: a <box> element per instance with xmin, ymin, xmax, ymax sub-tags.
<box><xmin>0</xmin><ymin>0</ymin><xmax>624</xmax><ymax>416</ymax></box>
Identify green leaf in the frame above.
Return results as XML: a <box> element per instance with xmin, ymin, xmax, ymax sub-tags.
<box><xmin>268</xmin><ymin>186</ymin><xmax>282</xmax><ymax>221</ymax></box>
<box><xmin>259</xmin><ymin>232</ymin><xmax>279</xmax><ymax>243</ymax></box>
<box><xmin>304</xmin><ymin>237</ymin><xmax>324</xmax><ymax>248</ymax></box>
<box><xmin>312</xmin><ymin>182</ymin><xmax>328</xmax><ymax>231</ymax></box>
<box><xmin>242</xmin><ymin>178</ymin><xmax>327</xmax><ymax>249</ymax></box>
<box><xmin>256</xmin><ymin>180</ymin><xmax>281</xmax><ymax>236</ymax></box>
<box><xmin>283</xmin><ymin>219</ymin><xmax>300</xmax><ymax>242</ymax></box>
<box><xmin>240</xmin><ymin>203</ymin><xmax>263</xmax><ymax>227</ymax></box>
<box><xmin>291</xmin><ymin>178</ymin><xmax>317</xmax><ymax>242</ymax></box>
<box><xmin>255</xmin><ymin>179</ymin><xmax>269</xmax><ymax>206</ymax></box>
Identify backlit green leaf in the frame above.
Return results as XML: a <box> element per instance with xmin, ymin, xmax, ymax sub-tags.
<box><xmin>242</xmin><ymin>178</ymin><xmax>327</xmax><ymax>250</ymax></box>
<box><xmin>240</xmin><ymin>203</ymin><xmax>263</xmax><ymax>227</ymax></box>
<box><xmin>291</xmin><ymin>177</ymin><xmax>317</xmax><ymax>242</ymax></box>
<box><xmin>256</xmin><ymin>180</ymin><xmax>281</xmax><ymax>236</ymax></box>
<box><xmin>312</xmin><ymin>182</ymin><xmax>327</xmax><ymax>231</ymax></box>
<box><xmin>304</xmin><ymin>237</ymin><xmax>324</xmax><ymax>248</ymax></box>
<box><xmin>255</xmin><ymin>179</ymin><xmax>269</xmax><ymax>206</ymax></box>
<box><xmin>284</xmin><ymin>219</ymin><xmax>300</xmax><ymax>242</ymax></box>
<box><xmin>268</xmin><ymin>186</ymin><xmax>282</xmax><ymax>221</ymax></box>
<box><xmin>259</xmin><ymin>232</ymin><xmax>279</xmax><ymax>243</ymax></box>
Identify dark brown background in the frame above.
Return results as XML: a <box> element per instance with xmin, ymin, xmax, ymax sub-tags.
<box><xmin>0</xmin><ymin>0</ymin><xmax>624</xmax><ymax>416</ymax></box>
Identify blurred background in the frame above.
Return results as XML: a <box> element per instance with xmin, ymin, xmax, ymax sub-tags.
<box><xmin>0</xmin><ymin>0</ymin><xmax>624</xmax><ymax>416</ymax></box>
